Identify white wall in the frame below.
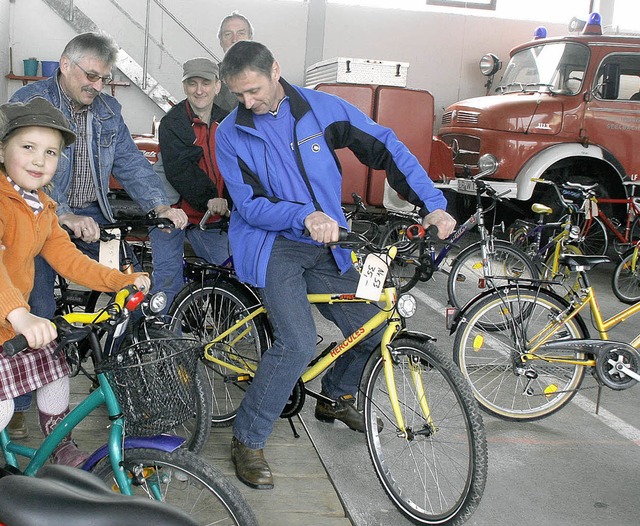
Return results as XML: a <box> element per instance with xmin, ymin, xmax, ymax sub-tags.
<box><xmin>1</xmin><ymin>0</ymin><xmax>568</xmax><ymax>133</ymax></box>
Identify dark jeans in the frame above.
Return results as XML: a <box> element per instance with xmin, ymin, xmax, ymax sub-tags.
<box><xmin>233</xmin><ymin>236</ymin><xmax>381</xmax><ymax>449</ymax></box>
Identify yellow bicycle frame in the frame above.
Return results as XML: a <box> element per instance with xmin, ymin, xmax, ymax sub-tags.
<box><xmin>203</xmin><ymin>283</ymin><xmax>430</xmax><ymax>435</ymax></box>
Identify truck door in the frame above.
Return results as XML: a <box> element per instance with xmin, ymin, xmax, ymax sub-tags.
<box><xmin>584</xmin><ymin>53</ymin><xmax>640</xmax><ymax>181</ymax></box>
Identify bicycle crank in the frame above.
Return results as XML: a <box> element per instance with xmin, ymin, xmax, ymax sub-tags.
<box><xmin>538</xmin><ymin>338</ymin><xmax>640</xmax><ymax>390</ymax></box>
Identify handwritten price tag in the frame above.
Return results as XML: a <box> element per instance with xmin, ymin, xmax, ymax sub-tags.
<box><xmin>356</xmin><ymin>254</ymin><xmax>388</xmax><ymax>301</ymax></box>
<box><xmin>99</xmin><ymin>228</ymin><xmax>120</xmax><ymax>269</ymax></box>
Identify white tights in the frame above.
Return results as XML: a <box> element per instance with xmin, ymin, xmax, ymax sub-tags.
<box><xmin>0</xmin><ymin>376</ymin><xmax>70</xmax><ymax>432</ymax></box>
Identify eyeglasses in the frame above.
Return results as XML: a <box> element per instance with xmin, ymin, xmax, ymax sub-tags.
<box><xmin>73</xmin><ymin>61</ymin><xmax>112</xmax><ymax>84</ymax></box>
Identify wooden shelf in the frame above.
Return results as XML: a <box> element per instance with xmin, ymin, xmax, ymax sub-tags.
<box><xmin>6</xmin><ymin>74</ymin><xmax>131</xmax><ymax>96</ymax></box>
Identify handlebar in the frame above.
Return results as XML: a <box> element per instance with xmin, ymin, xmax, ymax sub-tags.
<box><xmin>2</xmin><ymin>286</ymin><xmax>143</xmax><ymax>357</ymax></box>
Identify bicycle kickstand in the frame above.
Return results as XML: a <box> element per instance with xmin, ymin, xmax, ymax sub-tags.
<box><xmin>287</xmin><ymin>417</ymin><xmax>300</xmax><ymax>439</ymax></box>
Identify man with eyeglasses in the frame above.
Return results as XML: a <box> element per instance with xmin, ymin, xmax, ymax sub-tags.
<box><xmin>7</xmin><ymin>31</ymin><xmax>187</xmax><ymax>439</ymax></box>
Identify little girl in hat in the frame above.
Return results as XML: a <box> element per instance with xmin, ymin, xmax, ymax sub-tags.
<box><xmin>0</xmin><ymin>98</ymin><xmax>150</xmax><ymax>466</ymax></box>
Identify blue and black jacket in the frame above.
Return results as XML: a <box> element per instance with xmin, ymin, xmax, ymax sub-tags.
<box><xmin>215</xmin><ymin>78</ymin><xmax>448</xmax><ymax>288</ymax></box>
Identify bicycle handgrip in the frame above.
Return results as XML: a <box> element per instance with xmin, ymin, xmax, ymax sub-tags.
<box><xmin>406</xmin><ymin>224</ymin><xmax>439</xmax><ymax>240</ymax></box>
<box><xmin>3</xmin><ymin>334</ymin><xmax>29</xmax><ymax>357</ymax></box>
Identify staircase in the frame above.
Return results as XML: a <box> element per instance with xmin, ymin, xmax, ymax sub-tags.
<box><xmin>41</xmin><ymin>0</ymin><xmax>220</xmax><ymax>112</ymax></box>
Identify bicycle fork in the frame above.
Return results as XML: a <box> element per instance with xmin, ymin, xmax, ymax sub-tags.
<box><xmin>383</xmin><ymin>344</ymin><xmax>435</xmax><ymax>439</ymax></box>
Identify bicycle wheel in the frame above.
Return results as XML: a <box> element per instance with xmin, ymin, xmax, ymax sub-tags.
<box><xmin>453</xmin><ymin>287</ymin><xmax>588</xmax><ymax>421</ymax></box>
<box><xmin>92</xmin><ymin>447</ymin><xmax>258</xmax><ymax>526</ymax></box>
<box><xmin>576</xmin><ymin>215</ymin><xmax>608</xmax><ymax>256</ymax></box>
<box><xmin>612</xmin><ymin>249</ymin><xmax>640</xmax><ymax>304</ymax></box>
<box><xmin>447</xmin><ymin>240</ymin><xmax>538</xmax><ymax>309</ymax></box>
<box><xmin>631</xmin><ymin>217</ymin><xmax>640</xmax><ymax>244</ymax></box>
<box><xmin>168</xmin><ymin>280</ymin><xmax>270</xmax><ymax>426</ymax></box>
<box><xmin>380</xmin><ymin>218</ymin><xmax>422</xmax><ymax>292</ymax></box>
<box><xmin>361</xmin><ymin>338</ymin><xmax>487</xmax><ymax>525</ymax></box>
<box><xmin>120</xmin><ymin>324</ymin><xmax>212</xmax><ymax>454</ymax></box>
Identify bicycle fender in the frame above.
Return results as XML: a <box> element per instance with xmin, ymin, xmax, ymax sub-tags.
<box><xmin>448</xmin><ymin>284</ymin><xmax>580</xmax><ymax>335</ymax></box>
<box><xmin>81</xmin><ymin>435</ymin><xmax>185</xmax><ymax>471</ymax></box>
<box><xmin>392</xmin><ymin>330</ymin><xmax>437</xmax><ymax>345</ymax></box>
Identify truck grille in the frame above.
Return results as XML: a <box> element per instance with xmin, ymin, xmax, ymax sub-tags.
<box><xmin>441</xmin><ymin>111</ymin><xmax>480</xmax><ymax>125</ymax></box>
<box><xmin>439</xmin><ymin>134</ymin><xmax>480</xmax><ymax>166</ymax></box>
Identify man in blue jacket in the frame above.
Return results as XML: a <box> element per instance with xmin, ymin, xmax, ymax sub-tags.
<box><xmin>216</xmin><ymin>41</ymin><xmax>456</xmax><ymax>490</ymax></box>
<box><xmin>8</xmin><ymin>31</ymin><xmax>187</xmax><ymax>437</ymax></box>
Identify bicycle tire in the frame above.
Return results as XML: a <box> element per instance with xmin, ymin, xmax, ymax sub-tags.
<box><xmin>612</xmin><ymin>249</ymin><xmax>640</xmax><ymax>304</ymax></box>
<box><xmin>379</xmin><ymin>218</ymin><xmax>422</xmax><ymax>292</ymax></box>
<box><xmin>91</xmin><ymin>447</ymin><xmax>258</xmax><ymax>526</ymax></box>
<box><xmin>447</xmin><ymin>240</ymin><xmax>538</xmax><ymax>309</ymax></box>
<box><xmin>631</xmin><ymin>217</ymin><xmax>640</xmax><ymax>244</ymax></box>
<box><xmin>120</xmin><ymin>324</ymin><xmax>212</xmax><ymax>454</ymax></box>
<box><xmin>168</xmin><ymin>280</ymin><xmax>270</xmax><ymax>427</ymax></box>
<box><xmin>453</xmin><ymin>287</ymin><xmax>588</xmax><ymax>421</ymax></box>
<box><xmin>361</xmin><ymin>337</ymin><xmax>487</xmax><ymax>525</ymax></box>
<box><xmin>576</xmin><ymin>215</ymin><xmax>608</xmax><ymax>256</ymax></box>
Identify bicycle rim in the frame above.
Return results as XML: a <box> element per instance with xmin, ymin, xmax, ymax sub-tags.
<box><xmin>447</xmin><ymin>240</ymin><xmax>538</xmax><ymax>309</ymax></box>
<box><xmin>169</xmin><ymin>281</ymin><xmax>269</xmax><ymax>426</ymax></box>
<box><xmin>578</xmin><ymin>216</ymin><xmax>608</xmax><ymax>256</ymax></box>
<box><xmin>363</xmin><ymin>339</ymin><xmax>487</xmax><ymax>525</ymax></box>
<box><xmin>92</xmin><ymin>448</ymin><xmax>258</xmax><ymax>526</ymax></box>
<box><xmin>612</xmin><ymin>250</ymin><xmax>640</xmax><ymax>304</ymax></box>
<box><xmin>453</xmin><ymin>289</ymin><xmax>587</xmax><ymax>421</ymax></box>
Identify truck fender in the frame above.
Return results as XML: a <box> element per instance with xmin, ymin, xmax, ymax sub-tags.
<box><xmin>515</xmin><ymin>143</ymin><xmax>605</xmax><ymax>200</ymax></box>
<box><xmin>81</xmin><ymin>434</ymin><xmax>185</xmax><ymax>471</ymax></box>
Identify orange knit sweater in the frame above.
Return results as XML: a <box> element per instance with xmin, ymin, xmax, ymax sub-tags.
<box><xmin>0</xmin><ymin>171</ymin><xmax>145</xmax><ymax>343</ymax></box>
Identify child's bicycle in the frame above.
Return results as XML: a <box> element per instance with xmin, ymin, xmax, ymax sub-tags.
<box><xmin>168</xmin><ymin>227</ymin><xmax>488</xmax><ymax>526</ymax></box>
<box><xmin>450</xmin><ymin>253</ymin><xmax>640</xmax><ymax>422</ymax></box>
<box><xmin>0</xmin><ymin>464</ymin><xmax>198</xmax><ymax>526</ymax></box>
<box><xmin>0</xmin><ymin>287</ymin><xmax>258</xmax><ymax>526</ymax></box>
<box><xmin>53</xmin><ymin>217</ymin><xmax>212</xmax><ymax>454</ymax></box>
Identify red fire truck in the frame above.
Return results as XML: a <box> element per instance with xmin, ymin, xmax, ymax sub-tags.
<box><xmin>438</xmin><ymin>12</ymin><xmax>640</xmax><ymax>218</ymax></box>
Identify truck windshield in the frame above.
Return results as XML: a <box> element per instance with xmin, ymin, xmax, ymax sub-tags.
<box><xmin>497</xmin><ymin>42</ymin><xmax>590</xmax><ymax>95</ymax></box>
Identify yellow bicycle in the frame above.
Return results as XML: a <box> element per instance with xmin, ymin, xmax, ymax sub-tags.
<box><xmin>168</xmin><ymin>229</ymin><xmax>488</xmax><ymax>526</ymax></box>
<box><xmin>451</xmin><ymin>253</ymin><xmax>640</xmax><ymax>422</ymax></box>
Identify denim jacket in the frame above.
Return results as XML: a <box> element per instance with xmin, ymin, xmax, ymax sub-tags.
<box><xmin>9</xmin><ymin>73</ymin><xmax>169</xmax><ymax>220</ymax></box>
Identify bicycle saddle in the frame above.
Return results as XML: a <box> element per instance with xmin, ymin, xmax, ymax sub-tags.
<box><xmin>558</xmin><ymin>253</ymin><xmax>611</xmax><ymax>271</ymax></box>
<box><xmin>0</xmin><ymin>465</ymin><xmax>198</xmax><ymax>526</ymax></box>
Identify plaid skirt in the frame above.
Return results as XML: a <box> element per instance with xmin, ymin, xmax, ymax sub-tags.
<box><xmin>0</xmin><ymin>341</ymin><xmax>70</xmax><ymax>401</ymax></box>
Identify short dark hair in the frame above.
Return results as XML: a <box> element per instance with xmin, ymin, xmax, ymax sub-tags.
<box><xmin>62</xmin><ymin>31</ymin><xmax>119</xmax><ymax>67</ymax></box>
<box><xmin>220</xmin><ymin>41</ymin><xmax>274</xmax><ymax>82</ymax></box>
<box><xmin>217</xmin><ymin>11</ymin><xmax>254</xmax><ymax>42</ymax></box>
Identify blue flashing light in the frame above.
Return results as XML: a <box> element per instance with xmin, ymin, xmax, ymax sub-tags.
<box><xmin>582</xmin><ymin>12</ymin><xmax>603</xmax><ymax>35</ymax></box>
<box><xmin>533</xmin><ymin>27</ymin><xmax>547</xmax><ymax>39</ymax></box>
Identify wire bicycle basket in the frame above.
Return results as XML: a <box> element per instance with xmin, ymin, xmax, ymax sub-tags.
<box><xmin>97</xmin><ymin>338</ymin><xmax>200</xmax><ymax>436</ymax></box>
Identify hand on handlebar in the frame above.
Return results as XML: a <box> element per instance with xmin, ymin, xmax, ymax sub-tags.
<box><xmin>207</xmin><ymin>198</ymin><xmax>230</xmax><ymax>218</ymax></box>
<box><xmin>133</xmin><ymin>275</ymin><xmax>151</xmax><ymax>292</ymax></box>
<box><xmin>5</xmin><ymin>307</ymin><xmax>57</xmax><ymax>350</ymax></box>
<box><xmin>155</xmin><ymin>206</ymin><xmax>188</xmax><ymax>231</ymax></box>
<box><xmin>59</xmin><ymin>213</ymin><xmax>100</xmax><ymax>243</ymax></box>
<box><xmin>304</xmin><ymin>211</ymin><xmax>341</xmax><ymax>244</ymax></box>
<box><xmin>423</xmin><ymin>209</ymin><xmax>456</xmax><ymax>240</ymax></box>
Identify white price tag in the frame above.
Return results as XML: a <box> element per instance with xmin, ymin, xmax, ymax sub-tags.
<box><xmin>99</xmin><ymin>228</ymin><xmax>120</xmax><ymax>270</ymax></box>
<box><xmin>356</xmin><ymin>254</ymin><xmax>388</xmax><ymax>301</ymax></box>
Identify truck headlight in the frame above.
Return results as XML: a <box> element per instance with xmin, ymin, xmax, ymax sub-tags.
<box><xmin>478</xmin><ymin>154</ymin><xmax>499</xmax><ymax>176</ymax></box>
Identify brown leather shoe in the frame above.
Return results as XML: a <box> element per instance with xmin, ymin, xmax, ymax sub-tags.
<box><xmin>231</xmin><ymin>437</ymin><xmax>274</xmax><ymax>490</ymax></box>
<box><xmin>315</xmin><ymin>394</ymin><xmax>383</xmax><ymax>433</ymax></box>
<box><xmin>8</xmin><ymin>412</ymin><xmax>29</xmax><ymax>440</ymax></box>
